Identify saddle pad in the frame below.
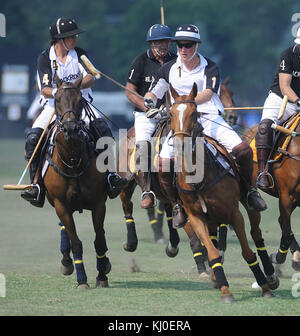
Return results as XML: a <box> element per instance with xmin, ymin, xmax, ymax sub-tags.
<box><xmin>41</xmin><ymin>126</ymin><xmax>57</xmax><ymax>179</ymax></box>
<box><xmin>205</xmin><ymin>140</ymin><xmax>235</xmax><ymax>176</ymax></box>
<box><xmin>250</xmin><ymin>115</ymin><xmax>300</xmax><ymax>163</ymax></box>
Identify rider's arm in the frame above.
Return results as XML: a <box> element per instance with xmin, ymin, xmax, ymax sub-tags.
<box><xmin>278</xmin><ymin>48</ymin><xmax>299</xmax><ymax>104</ymax></box>
<box><xmin>80</xmin><ymin>73</ymin><xmax>95</xmax><ymax>89</ymax></box>
<box><xmin>279</xmin><ymin>73</ymin><xmax>299</xmax><ymax>103</ymax></box>
<box><xmin>126</xmin><ymin>82</ymin><xmax>148</xmax><ymax>112</ymax></box>
<box><xmin>195</xmin><ymin>89</ymin><xmax>214</xmax><ymax>105</ymax></box>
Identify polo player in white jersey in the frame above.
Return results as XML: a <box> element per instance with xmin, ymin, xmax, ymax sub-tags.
<box><xmin>144</xmin><ymin>24</ymin><xmax>267</xmax><ymax>229</ymax></box>
<box><xmin>21</xmin><ymin>18</ymin><xmax>127</xmax><ymax>207</ymax></box>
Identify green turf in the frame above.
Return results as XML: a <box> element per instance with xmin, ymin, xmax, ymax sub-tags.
<box><xmin>0</xmin><ymin>139</ymin><xmax>300</xmax><ymax>316</ymax></box>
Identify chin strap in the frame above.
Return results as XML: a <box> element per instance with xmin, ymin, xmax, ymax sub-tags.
<box><xmin>61</xmin><ymin>38</ymin><xmax>70</xmax><ymax>51</ymax></box>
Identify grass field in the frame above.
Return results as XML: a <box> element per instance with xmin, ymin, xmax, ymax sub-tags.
<box><xmin>0</xmin><ymin>139</ymin><xmax>300</xmax><ymax>317</ymax></box>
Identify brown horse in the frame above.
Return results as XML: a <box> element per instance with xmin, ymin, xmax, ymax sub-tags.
<box><xmin>118</xmin><ymin>113</ymin><xmax>210</xmax><ymax>276</ymax></box>
<box><xmin>145</xmin><ymin>78</ymin><xmax>237</xmax><ymax>249</ymax></box>
<box><xmin>169</xmin><ymin>83</ymin><xmax>277</xmax><ymax>302</ymax></box>
<box><xmin>43</xmin><ymin>74</ymin><xmax>111</xmax><ymax>289</ymax></box>
<box><xmin>243</xmin><ymin>121</ymin><xmax>300</xmax><ymax>272</ymax></box>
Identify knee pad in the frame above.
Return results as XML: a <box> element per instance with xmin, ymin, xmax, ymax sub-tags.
<box><xmin>25</xmin><ymin>127</ymin><xmax>43</xmax><ymax>160</ymax></box>
<box><xmin>255</xmin><ymin>119</ymin><xmax>274</xmax><ymax>149</ymax></box>
<box><xmin>231</xmin><ymin>141</ymin><xmax>252</xmax><ymax>164</ymax></box>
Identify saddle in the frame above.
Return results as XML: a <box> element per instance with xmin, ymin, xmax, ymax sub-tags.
<box><xmin>129</xmin><ymin>117</ymin><xmax>237</xmax><ymax>183</ymax></box>
<box><xmin>250</xmin><ymin>112</ymin><xmax>300</xmax><ymax>164</ymax></box>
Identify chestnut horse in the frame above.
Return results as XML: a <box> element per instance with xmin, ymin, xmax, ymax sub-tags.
<box><xmin>145</xmin><ymin>78</ymin><xmax>237</xmax><ymax>250</ymax></box>
<box><xmin>243</xmin><ymin>121</ymin><xmax>300</xmax><ymax>272</ymax></box>
<box><xmin>169</xmin><ymin>83</ymin><xmax>276</xmax><ymax>302</ymax></box>
<box><xmin>43</xmin><ymin>74</ymin><xmax>111</xmax><ymax>289</ymax></box>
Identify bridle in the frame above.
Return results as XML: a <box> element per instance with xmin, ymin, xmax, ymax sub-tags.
<box><xmin>171</xmin><ymin>100</ymin><xmax>198</xmax><ymax>138</ymax></box>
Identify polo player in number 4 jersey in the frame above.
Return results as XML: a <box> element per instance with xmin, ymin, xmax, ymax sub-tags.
<box><xmin>21</xmin><ymin>18</ymin><xmax>127</xmax><ymax>207</ymax></box>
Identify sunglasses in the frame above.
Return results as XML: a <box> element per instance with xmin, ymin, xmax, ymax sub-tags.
<box><xmin>177</xmin><ymin>42</ymin><xmax>196</xmax><ymax>49</ymax></box>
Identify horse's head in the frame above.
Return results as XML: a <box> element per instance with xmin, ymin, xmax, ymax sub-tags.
<box><xmin>170</xmin><ymin>83</ymin><xmax>198</xmax><ymax>138</ymax></box>
<box><xmin>220</xmin><ymin>77</ymin><xmax>237</xmax><ymax>126</ymax></box>
<box><xmin>54</xmin><ymin>72</ymin><xmax>84</xmax><ymax>141</ymax></box>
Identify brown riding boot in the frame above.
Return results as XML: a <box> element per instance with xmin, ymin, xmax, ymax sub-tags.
<box><xmin>256</xmin><ymin>148</ymin><xmax>273</xmax><ymax>190</ymax></box>
<box><xmin>232</xmin><ymin>141</ymin><xmax>267</xmax><ymax>212</ymax></box>
<box><xmin>158</xmin><ymin>157</ymin><xmax>187</xmax><ymax>229</ymax></box>
<box><xmin>255</xmin><ymin>118</ymin><xmax>274</xmax><ymax>190</ymax></box>
<box><xmin>135</xmin><ymin>171</ymin><xmax>155</xmax><ymax>209</ymax></box>
<box><xmin>135</xmin><ymin>141</ymin><xmax>155</xmax><ymax>209</ymax></box>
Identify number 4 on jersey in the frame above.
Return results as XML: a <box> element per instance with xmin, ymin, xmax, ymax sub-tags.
<box><xmin>280</xmin><ymin>60</ymin><xmax>285</xmax><ymax>71</ymax></box>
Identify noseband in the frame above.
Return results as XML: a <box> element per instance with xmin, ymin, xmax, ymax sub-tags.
<box><xmin>172</xmin><ymin>100</ymin><xmax>198</xmax><ymax>137</ymax></box>
<box><xmin>54</xmin><ymin>86</ymin><xmax>83</xmax><ymax>132</ymax></box>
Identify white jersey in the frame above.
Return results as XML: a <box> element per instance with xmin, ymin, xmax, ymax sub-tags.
<box><xmin>151</xmin><ymin>53</ymin><xmax>224</xmax><ymax>115</ymax></box>
<box><xmin>37</xmin><ymin>45</ymin><xmax>93</xmax><ymax>108</ymax></box>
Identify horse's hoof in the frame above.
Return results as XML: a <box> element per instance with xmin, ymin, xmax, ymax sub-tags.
<box><xmin>221</xmin><ymin>294</ymin><xmax>235</xmax><ymax>303</ymax></box>
<box><xmin>266</xmin><ymin>273</ymin><xmax>280</xmax><ymax>290</ymax></box>
<box><xmin>292</xmin><ymin>251</ymin><xmax>300</xmax><ymax>271</ymax></box>
<box><xmin>123</xmin><ymin>242</ymin><xmax>137</xmax><ymax>252</ymax></box>
<box><xmin>60</xmin><ymin>262</ymin><xmax>74</xmax><ymax>276</ymax></box>
<box><xmin>77</xmin><ymin>283</ymin><xmax>90</xmax><ymax>290</ymax></box>
<box><xmin>262</xmin><ymin>290</ymin><xmax>275</xmax><ymax>298</ymax></box>
<box><xmin>156</xmin><ymin>237</ymin><xmax>167</xmax><ymax>244</ymax></box>
<box><xmin>96</xmin><ymin>279</ymin><xmax>109</xmax><ymax>288</ymax></box>
<box><xmin>165</xmin><ymin>242</ymin><xmax>179</xmax><ymax>258</ymax></box>
<box><xmin>198</xmin><ymin>271</ymin><xmax>210</xmax><ymax>280</ymax></box>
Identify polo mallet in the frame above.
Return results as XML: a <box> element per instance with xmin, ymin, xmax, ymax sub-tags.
<box><xmin>3</xmin><ymin>108</ymin><xmax>56</xmax><ymax>191</ymax></box>
<box><xmin>160</xmin><ymin>0</ymin><xmax>165</xmax><ymax>24</ymax></box>
<box><xmin>80</xmin><ymin>55</ymin><xmax>143</xmax><ymax>100</ymax></box>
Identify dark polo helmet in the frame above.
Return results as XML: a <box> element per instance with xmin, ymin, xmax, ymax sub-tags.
<box><xmin>49</xmin><ymin>18</ymin><xmax>84</xmax><ymax>39</ymax></box>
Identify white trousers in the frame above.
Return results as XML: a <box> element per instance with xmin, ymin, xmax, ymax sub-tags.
<box><xmin>134</xmin><ymin>111</ymin><xmax>159</xmax><ymax>142</ymax></box>
<box><xmin>33</xmin><ymin>103</ymin><xmax>101</xmax><ymax>129</ymax></box>
<box><xmin>160</xmin><ymin>113</ymin><xmax>242</xmax><ymax>159</ymax></box>
<box><xmin>261</xmin><ymin>91</ymin><xmax>297</xmax><ymax>124</ymax></box>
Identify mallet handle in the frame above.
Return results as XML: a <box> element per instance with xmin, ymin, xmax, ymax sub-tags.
<box><xmin>271</xmin><ymin>123</ymin><xmax>296</xmax><ymax>136</ymax></box>
<box><xmin>17</xmin><ymin>108</ymin><xmax>56</xmax><ymax>185</ymax></box>
<box><xmin>80</xmin><ymin>55</ymin><xmax>143</xmax><ymax>99</ymax></box>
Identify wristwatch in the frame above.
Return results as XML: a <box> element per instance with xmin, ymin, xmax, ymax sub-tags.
<box><xmin>294</xmin><ymin>98</ymin><xmax>300</xmax><ymax>106</ymax></box>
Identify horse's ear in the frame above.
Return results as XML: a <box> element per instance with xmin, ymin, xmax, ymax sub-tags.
<box><xmin>170</xmin><ymin>83</ymin><xmax>179</xmax><ymax>100</ymax></box>
<box><xmin>54</xmin><ymin>72</ymin><xmax>62</xmax><ymax>88</ymax></box>
<box><xmin>223</xmin><ymin>76</ymin><xmax>230</xmax><ymax>85</ymax></box>
<box><xmin>74</xmin><ymin>74</ymin><xmax>83</xmax><ymax>88</ymax></box>
<box><xmin>189</xmin><ymin>82</ymin><xmax>197</xmax><ymax>99</ymax></box>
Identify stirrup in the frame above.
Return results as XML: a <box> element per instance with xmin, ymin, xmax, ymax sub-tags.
<box><xmin>141</xmin><ymin>190</ymin><xmax>157</xmax><ymax>207</ymax></box>
<box><xmin>257</xmin><ymin>171</ymin><xmax>274</xmax><ymax>189</ymax></box>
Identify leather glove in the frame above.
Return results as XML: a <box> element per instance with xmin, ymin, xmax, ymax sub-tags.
<box><xmin>146</xmin><ymin>107</ymin><xmax>167</xmax><ymax>120</ymax></box>
<box><xmin>144</xmin><ymin>97</ymin><xmax>155</xmax><ymax>109</ymax></box>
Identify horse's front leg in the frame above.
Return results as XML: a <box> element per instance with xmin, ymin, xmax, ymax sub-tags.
<box><xmin>59</xmin><ymin>222</ymin><xmax>74</xmax><ymax>276</ymax></box>
<box><xmin>270</xmin><ymin>196</ymin><xmax>295</xmax><ymax>266</ymax></box>
<box><xmin>188</xmin><ymin>213</ymin><xmax>234</xmax><ymax>303</ymax></box>
<box><xmin>55</xmin><ymin>200</ymin><xmax>88</xmax><ymax>289</ymax></box>
<box><xmin>241</xmin><ymin>199</ymin><xmax>279</xmax><ymax>290</ymax></box>
<box><xmin>120</xmin><ymin>179</ymin><xmax>138</xmax><ymax>252</ymax></box>
<box><xmin>92</xmin><ymin>200</ymin><xmax>111</xmax><ymax>288</ymax></box>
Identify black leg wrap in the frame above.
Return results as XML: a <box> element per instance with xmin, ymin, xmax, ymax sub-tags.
<box><xmin>248</xmin><ymin>254</ymin><xmax>267</xmax><ymax>286</ymax></box>
<box><xmin>218</xmin><ymin>224</ymin><xmax>228</xmax><ymax>251</ymax></box>
<box><xmin>255</xmin><ymin>239</ymin><xmax>274</xmax><ymax>276</ymax></box>
<box><xmin>276</xmin><ymin>236</ymin><xmax>292</xmax><ymax>263</ymax></box>
<box><xmin>210</xmin><ymin>233</ymin><xmax>218</xmax><ymax>249</ymax></box>
<box><xmin>125</xmin><ymin>216</ymin><xmax>138</xmax><ymax>248</ymax></box>
<box><xmin>209</xmin><ymin>257</ymin><xmax>229</xmax><ymax>288</ymax></box>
